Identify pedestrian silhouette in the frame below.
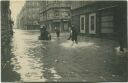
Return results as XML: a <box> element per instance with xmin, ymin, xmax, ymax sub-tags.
<box><xmin>71</xmin><ymin>25</ymin><xmax>78</xmax><ymax>44</ymax></box>
<box><xmin>39</xmin><ymin>25</ymin><xmax>51</xmax><ymax>40</ymax></box>
<box><xmin>55</xmin><ymin>27</ymin><xmax>60</xmax><ymax>38</ymax></box>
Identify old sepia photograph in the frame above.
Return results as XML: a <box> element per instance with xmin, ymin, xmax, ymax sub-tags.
<box><xmin>1</xmin><ymin>0</ymin><xmax>128</xmax><ymax>82</ymax></box>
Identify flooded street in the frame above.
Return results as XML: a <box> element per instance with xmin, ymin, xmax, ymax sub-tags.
<box><xmin>11</xmin><ymin>29</ymin><xmax>62</xmax><ymax>82</ymax></box>
<box><xmin>2</xmin><ymin>1</ymin><xmax>127</xmax><ymax>82</ymax></box>
<box><xmin>10</xmin><ymin>29</ymin><xmax>63</xmax><ymax>82</ymax></box>
<box><xmin>11</xmin><ymin>29</ymin><xmax>47</xmax><ymax>81</ymax></box>
<box><xmin>6</xmin><ymin>29</ymin><xmax>127</xmax><ymax>82</ymax></box>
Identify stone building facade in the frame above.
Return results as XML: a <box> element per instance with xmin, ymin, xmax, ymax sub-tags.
<box><xmin>17</xmin><ymin>1</ymin><xmax>40</xmax><ymax>30</ymax></box>
<box><xmin>39</xmin><ymin>1</ymin><xmax>71</xmax><ymax>32</ymax></box>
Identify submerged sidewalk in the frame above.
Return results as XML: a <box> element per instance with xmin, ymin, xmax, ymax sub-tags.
<box><xmin>41</xmin><ymin>35</ymin><xmax>127</xmax><ymax>82</ymax></box>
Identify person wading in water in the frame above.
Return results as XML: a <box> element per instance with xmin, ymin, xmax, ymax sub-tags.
<box><xmin>71</xmin><ymin>25</ymin><xmax>78</xmax><ymax>45</ymax></box>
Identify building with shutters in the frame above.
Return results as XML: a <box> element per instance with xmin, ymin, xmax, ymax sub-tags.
<box><xmin>71</xmin><ymin>1</ymin><xmax>127</xmax><ymax>49</ymax></box>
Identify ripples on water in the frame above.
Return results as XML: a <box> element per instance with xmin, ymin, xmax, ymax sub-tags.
<box><xmin>11</xmin><ymin>29</ymin><xmax>47</xmax><ymax>81</ymax></box>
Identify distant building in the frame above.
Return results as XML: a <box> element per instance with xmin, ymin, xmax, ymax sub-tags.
<box><xmin>39</xmin><ymin>1</ymin><xmax>71</xmax><ymax>32</ymax></box>
<box><xmin>71</xmin><ymin>1</ymin><xmax>127</xmax><ymax>49</ymax></box>
<box><xmin>17</xmin><ymin>1</ymin><xmax>40</xmax><ymax>30</ymax></box>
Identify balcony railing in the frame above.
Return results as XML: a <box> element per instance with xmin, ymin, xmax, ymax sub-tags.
<box><xmin>47</xmin><ymin>15</ymin><xmax>70</xmax><ymax>20</ymax></box>
<box><xmin>43</xmin><ymin>2</ymin><xmax>70</xmax><ymax>12</ymax></box>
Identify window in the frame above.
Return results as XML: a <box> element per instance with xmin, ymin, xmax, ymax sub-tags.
<box><xmin>62</xmin><ymin>11</ymin><xmax>69</xmax><ymax>18</ymax></box>
<box><xmin>91</xmin><ymin>16</ymin><xmax>94</xmax><ymax>31</ymax></box>
<box><xmin>81</xmin><ymin>17</ymin><xmax>84</xmax><ymax>30</ymax></box>
<box><xmin>89</xmin><ymin>13</ymin><xmax>96</xmax><ymax>34</ymax></box>
<box><xmin>54</xmin><ymin>10</ymin><xmax>59</xmax><ymax>16</ymax></box>
<box><xmin>80</xmin><ymin>15</ymin><xmax>85</xmax><ymax>33</ymax></box>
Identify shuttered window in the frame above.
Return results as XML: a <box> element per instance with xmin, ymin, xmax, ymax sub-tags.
<box><xmin>101</xmin><ymin>15</ymin><xmax>114</xmax><ymax>33</ymax></box>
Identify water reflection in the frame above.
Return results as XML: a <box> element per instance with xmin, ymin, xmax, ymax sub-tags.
<box><xmin>11</xmin><ymin>29</ymin><xmax>47</xmax><ymax>81</ymax></box>
<box><xmin>60</xmin><ymin>40</ymin><xmax>95</xmax><ymax>48</ymax></box>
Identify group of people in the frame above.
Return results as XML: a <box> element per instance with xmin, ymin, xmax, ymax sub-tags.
<box><xmin>39</xmin><ymin>25</ymin><xmax>78</xmax><ymax>44</ymax></box>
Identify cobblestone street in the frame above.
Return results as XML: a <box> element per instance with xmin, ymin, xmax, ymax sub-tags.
<box><xmin>2</xmin><ymin>29</ymin><xmax>126</xmax><ymax>82</ymax></box>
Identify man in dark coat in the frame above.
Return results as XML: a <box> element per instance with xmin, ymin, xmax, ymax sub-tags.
<box><xmin>71</xmin><ymin>25</ymin><xmax>78</xmax><ymax>44</ymax></box>
<box><xmin>42</xmin><ymin>26</ymin><xmax>46</xmax><ymax>40</ymax></box>
<box><xmin>40</xmin><ymin>25</ymin><xmax>44</xmax><ymax>40</ymax></box>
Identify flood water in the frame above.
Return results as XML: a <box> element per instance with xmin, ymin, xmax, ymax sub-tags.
<box><xmin>11</xmin><ymin>29</ymin><xmax>47</xmax><ymax>82</ymax></box>
<box><xmin>3</xmin><ymin>29</ymin><xmax>127</xmax><ymax>82</ymax></box>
